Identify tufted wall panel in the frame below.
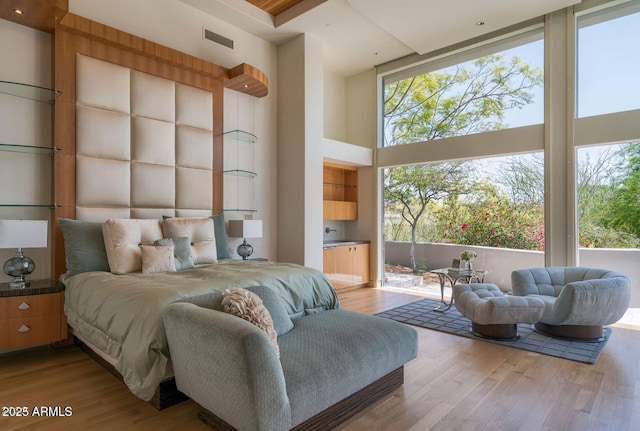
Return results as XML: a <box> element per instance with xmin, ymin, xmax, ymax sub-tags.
<box><xmin>75</xmin><ymin>54</ymin><xmax>215</xmax><ymax>221</ymax></box>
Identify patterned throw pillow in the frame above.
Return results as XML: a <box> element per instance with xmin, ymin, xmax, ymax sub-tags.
<box><xmin>221</xmin><ymin>288</ymin><xmax>279</xmax><ymax>356</ymax></box>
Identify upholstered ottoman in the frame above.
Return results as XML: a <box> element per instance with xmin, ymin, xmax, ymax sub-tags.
<box><xmin>453</xmin><ymin>283</ymin><xmax>545</xmax><ymax>340</ymax></box>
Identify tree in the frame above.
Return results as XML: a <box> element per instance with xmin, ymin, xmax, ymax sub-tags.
<box><xmin>385</xmin><ymin>163</ymin><xmax>469</xmax><ymax>271</ymax></box>
<box><xmin>494</xmin><ymin>153</ymin><xmax>544</xmax><ymax>205</ymax></box>
<box><xmin>603</xmin><ymin>142</ymin><xmax>640</xmax><ymax>239</ymax></box>
<box><xmin>384</xmin><ymin>55</ymin><xmax>543</xmax><ymax>146</ymax></box>
<box><xmin>383</xmin><ymin>54</ymin><xmax>543</xmax><ymax>268</ymax></box>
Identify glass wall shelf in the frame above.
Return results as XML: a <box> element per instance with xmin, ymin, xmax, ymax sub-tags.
<box><xmin>0</xmin><ymin>204</ymin><xmax>60</xmax><ymax>208</ymax></box>
<box><xmin>323</xmin><ymin>182</ymin><xmax>357</xmax><ymax>189</ymax></box>
<box><xmin>223</xmin><ymin>208</ymin><xmax>258</xmax><ymax>213</ymax></box>
<box><xmin>0</xmin><ymin>143</ymin><xmax>59</xmax><ymax>155</ymax></box>
<box><xmin>223</xmin><ymin>130</ymin><xmax>257</xmax><ymax>143</ymax></box>
<box><xmin>0</xmin><ymin>81</ymin><xmax>60</xmax><ymax>103</ymax></box>
<box><xmin>224</xmin><ymin>169</ymin><xmax>257</xmax><ymax>178</ymax></box>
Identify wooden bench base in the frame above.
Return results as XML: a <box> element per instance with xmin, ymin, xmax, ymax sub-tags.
<box><xmin>198</xmin><ymin>366</ymin><xmax>405</xmax><ymax>431</ymax></box>
<box><xmin>74</xmin><ymin>337</ymin><xmax>187</xmax><ymax>410</ymax></box>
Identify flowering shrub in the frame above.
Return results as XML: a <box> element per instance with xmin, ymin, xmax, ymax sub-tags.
<box><xmin>430</xmin><ymin>186</ymin><xmax>545</xmax><ymax>251</ymax></box>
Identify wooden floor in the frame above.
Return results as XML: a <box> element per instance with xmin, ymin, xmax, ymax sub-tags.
<box><xmin>1</xmin><ymin>287</ymin><xmax>638</xmax><ymax>431</ymax></box>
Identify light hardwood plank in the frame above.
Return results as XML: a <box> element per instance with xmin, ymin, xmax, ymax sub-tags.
<box><xmin>0</xmin><ymin>287</ymin><xmax>638</xmax><ymax>430</ymax></box>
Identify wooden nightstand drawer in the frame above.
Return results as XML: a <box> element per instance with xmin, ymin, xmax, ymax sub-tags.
<box><xmin>0</xmin><ymin>316</ymin><xmax>64</xmax><ymax>348</ymax></box>
<box><xmin>0</xmin><ymin>292</ymin><xmax>62</xmax><ymax>319</ymax></box>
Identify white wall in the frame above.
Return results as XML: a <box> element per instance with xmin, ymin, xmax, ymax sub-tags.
<box><xmin>346</xmin><ymin>69</ymin><xmax>377</xmax><ymax>149</ymax></box>
<box><xmin>69</xmin><ymin>0</ymin><xmax>279</xmax><ymax>261</ymax></box>
<box><xmin>0</xmin><ymin>19</ymin><xmax>53</xmax><ymax>283</ymax></box>
<box><xmin>323</xmin><ymin>68</ymin><xmax>346</xmax><ymax>141</ymax></box>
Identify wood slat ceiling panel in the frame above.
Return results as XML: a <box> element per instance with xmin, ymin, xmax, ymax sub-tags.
<box><xmin>244</xmin><ymin>0</ymin><xmax>305</xmax><ymax>16</ymax></box>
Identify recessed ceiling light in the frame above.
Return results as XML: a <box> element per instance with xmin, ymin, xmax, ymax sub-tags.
<box><xmin>14</xmin><ymin>8</ymin><xmax>24</xmax><ymax>15</ymax></box>
<box><xmin>244</xmin><ymin>84</ymin><xmax>249</xmax><ymax>88</ymax></box>
<box><xmin>476</xmin><ymin>21</ymin><xmax>485</xmax><ymax>26</ymax></box>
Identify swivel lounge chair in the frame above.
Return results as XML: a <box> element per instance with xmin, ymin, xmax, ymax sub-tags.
<box><xmin>511</xmin><ymin>267</ymin><xmax>631</xmax><ymax>341</ymax></box>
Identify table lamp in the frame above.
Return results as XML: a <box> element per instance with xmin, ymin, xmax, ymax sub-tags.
<box><xmin>228</xmin><ymin>219</ymin><xmax>262</xmax><ymax>260</ymax></box>
<box><xmin>0</xmin><ymin>220</ymin><xmax>48</xmax><ymax>289</ymax></box>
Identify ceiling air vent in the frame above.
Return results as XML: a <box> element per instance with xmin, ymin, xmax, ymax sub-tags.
<box><xmin>203</xmin><ymin>28</ymin><xmax>234</xmax><ymax>49</ymax></box>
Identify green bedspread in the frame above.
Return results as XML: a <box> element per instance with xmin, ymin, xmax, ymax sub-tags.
<box><xmin>63</xmin><ymin>260</ymin><xmax>339</xmax><ymax>401</ymax></box>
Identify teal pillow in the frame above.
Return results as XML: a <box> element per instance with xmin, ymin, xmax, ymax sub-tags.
<box><xmin>154</xmin><ymin>237</ymin><xmax>195</xmax><ymax>271</ymax></box>
<box><xmin>58</xmin><ymin>218</ymin><xmax>110</xmax><ymax>278</ymax></box>
<box><xmin>211</xmin><ymin>214</ymin><xmax>232</xmax><ymax>260</ymax></box>
<box><xmin>245</xmin><ymin>286</ymin><xmax>294</xmax><ymax>336</ymax></box>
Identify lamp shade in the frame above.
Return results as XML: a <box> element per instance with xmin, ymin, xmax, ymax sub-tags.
<box><xmin>0</xmin><ymin>220</ymin><xmax>48</xmax><ymax>249</ymax></box>
<box><xmin>228</xmin><ymin>220</ymin><xmax>263</xmax><ymax>239</ymax></box>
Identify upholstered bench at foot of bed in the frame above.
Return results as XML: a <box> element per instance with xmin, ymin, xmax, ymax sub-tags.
<box><xmin>453</xmin><ymin>283</ymin><xmax>545</xmax><ymax>340</ymax></box>
<box><xmin>163</xmin><ymin>302</ymin><xmax>418</xmax><ymax>431</ymax></box>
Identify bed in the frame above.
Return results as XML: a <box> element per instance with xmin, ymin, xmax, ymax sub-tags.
<box><xmin>63</xmin><ymin>259</ymin><xmax>338</xmax><ymax>402</ymax></box>
<box><xmin>58</xmin><ymin>213</ymin><xmax>338</xmax><ymax>408</ymax></box>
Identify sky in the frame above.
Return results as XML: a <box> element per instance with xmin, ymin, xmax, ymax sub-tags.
<box><xmin>462</xmin><ymin>7</ymin><xmax>639</xmax><ymax>178</ymax></box>
<box><xmin>436</xmin><ymin>6</ymin><xmax>640</xmax><ymax>128</ymax></box>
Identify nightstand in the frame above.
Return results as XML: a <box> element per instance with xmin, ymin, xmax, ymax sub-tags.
<box><xmin>0</xmin><ymin>279</ymin><xmax>67</xmax><ymax>349</ymax></box>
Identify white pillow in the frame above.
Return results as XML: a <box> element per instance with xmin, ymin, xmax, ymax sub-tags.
<box><xmin>102</xmin><ymin>218</ymin><xmax>163</xmax><ymax>274</ymax></box>
<box><xmin>161</xmin><ymin>217</ymin><xmax>217</xmax><ymax>264</ymax></box>
<box><xmin>140</xmin><ymin>244</ymin><xmax>176</xmax><ymax>274</ymax></box>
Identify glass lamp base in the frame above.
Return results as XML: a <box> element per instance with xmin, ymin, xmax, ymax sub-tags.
<box><xmin>3</xmin><ymin>250</ymin><xmax>35</xmax><ymax>289</ymax></box>
<box><xmin>237</xmin><ymin>239</ymin><xmax>254</xmax><ymax>260</ymax></box>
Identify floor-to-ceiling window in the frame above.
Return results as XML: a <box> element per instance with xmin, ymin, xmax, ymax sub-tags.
<box><xmin>575</xmin><ymin>1</ymin><xmax>640</xmax><ymax>270</ymax></box>
<box><xmin>379</xmin><ymin>26</ymin><xmax>545</xmax><ymax>283</ymax></box>
<box><xmin>378</xmin><ymin>0</ymin><xmax>640</xmax><ymax>302</ymax></box>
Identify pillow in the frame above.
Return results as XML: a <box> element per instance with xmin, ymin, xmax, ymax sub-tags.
<box><xmin>58</xmin><ymin>218</ymin><xmax>110</xmax><ymax>278</ymax></box>
<box><xmin>161</xmin><ymin>217</ymin><xmax>217</xmax><ymax>264</ymax></box>
<box><xmin>154</xmin><ymin>237</ymin><xmax>195</xmax><ymax>271</ymax></box>
<box><xmin>102</xmin><ymin>218</ymin><xmax>164</xmax><ymax>274</ymax></box>
<box><xmin>221</xmin><ymin>288</ymin><xmax>279</xmax><ymax>356</ymax></box>
<box><xmin>140</xmin><ymin>244</ymin><xmax>176</xmax><ymax>274</ymax></box>
<box><xmin>244</xmin><ymin>286</ymin><xmax>294</xmax><ymax>336</ymax></box>
<box><xmin>211</xmin><ymin>214</ymin><xmax>232</xmax><ymax>260</ymax></box>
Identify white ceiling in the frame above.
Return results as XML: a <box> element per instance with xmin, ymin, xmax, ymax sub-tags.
<box><xmin>181</xmin><ymin>0</ymin><xmax>581</xmax><ymax>77</ymax></box>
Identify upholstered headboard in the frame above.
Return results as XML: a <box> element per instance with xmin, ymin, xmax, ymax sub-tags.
<box><xmin>75</xmin><ymin>54</ymin><xmax>215</xmax><ymax>220</ymax></box>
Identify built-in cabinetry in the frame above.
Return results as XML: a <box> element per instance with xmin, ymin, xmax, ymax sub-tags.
<box><xmin>323</xmin><ymin>242</ymin><xmax>370</xmax><ymax>291</ymax></box>
<box><xmin>323</xmin><ymin>162</ymin><xmax>358</xmax><ymax>220</ymax></box>
<box><xmin>224</xmin><ymin>129</ymin><xmax>257</xmax><ymax>213</ymax></box>
<box><xmin>0</xmin><ymin>81</ymin><xmax>59</xmax><ymax>208</ymax></box>
<box><xmin>0</xmin><ymin>280</ymin><xmax>67</xmax><ymax>348</ymax></box>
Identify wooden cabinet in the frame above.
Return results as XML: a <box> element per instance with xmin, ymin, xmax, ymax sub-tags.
<box><xmin>0</xmin><ymin>281</ymin><xmax>67</xmax><ymax>349</ymax></box>
<box><xmin>323</xmin><ymin>242</ymin><xmax>370</xmax><ymax>291</ymax></box>
<box><xmin>323</xmin><ymin>163</ymin><xmax>358</xmax><ymax>220</ymax></box>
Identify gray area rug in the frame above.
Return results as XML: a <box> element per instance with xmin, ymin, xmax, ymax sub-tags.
<box><xmin>375</xmin><ymin>297</ymin><xmax>611</xmax><ymax>364</ymax></box>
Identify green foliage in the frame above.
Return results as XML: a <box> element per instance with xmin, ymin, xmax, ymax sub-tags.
<box><xmin>432</xmin><ymin>184</ymin><xmax>545</xmax><ymax>250</ymax></box>
<box><xmin>604</xmin><ymin>143</ymin><xmax>640</xmax><ymax>239</ymax></box>
<box><xmin>383</xmin><ymin>145</ymin><xmax>640</xmax><ymax>251</ymax></box>
<box><xmin>384</xmin><ymin>55</ymin><xmax>543</xmax><ymax>146</ymax></box>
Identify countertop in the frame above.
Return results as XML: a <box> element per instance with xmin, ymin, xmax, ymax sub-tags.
<box><xmin>323</xmin><ymin>240</ymin><xmax>370</xmax><ymax>248</ymax></box>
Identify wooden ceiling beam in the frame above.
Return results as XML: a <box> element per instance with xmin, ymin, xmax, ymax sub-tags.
<box><xmin>244</xmin><ymin>0</ymin><xmax>305</xmax><ymax>16</ymax></box>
